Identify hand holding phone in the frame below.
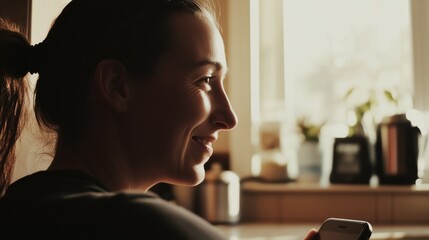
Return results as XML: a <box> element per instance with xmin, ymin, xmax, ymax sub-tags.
<box><xmin>317</xmin><ymin>218</ymin><xmax>372</xmax><ymax>240</ymax></box>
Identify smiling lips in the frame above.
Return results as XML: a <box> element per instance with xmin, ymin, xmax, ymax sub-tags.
<box><xmin>192</xmin><ymin>135</ymin><xmax>216</xmax><ymax>155</ymax></box>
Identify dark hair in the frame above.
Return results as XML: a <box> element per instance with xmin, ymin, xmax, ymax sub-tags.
<box><xmin>0</xmin><ymin>19</ymin><xmax>29</xmax><ymax>195</ymax></box>
<box><xmin>0</xmin><ymin>0</ymin><xmax>214</xmax><ymax>195</ymax></box>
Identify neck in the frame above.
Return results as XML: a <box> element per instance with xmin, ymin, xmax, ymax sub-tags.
<box><xmin>48</xmin><ymin>135</ymin><xmax>155</xmax><ymax>192</ymax></box>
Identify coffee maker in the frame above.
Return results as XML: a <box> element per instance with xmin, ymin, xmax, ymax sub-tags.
<box><xmin>375</xmin><ymin>113</ymin><xmax>421</xmax><ymax>185</ymax></box>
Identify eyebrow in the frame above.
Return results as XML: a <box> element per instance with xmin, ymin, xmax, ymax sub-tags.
<box><xmin>193</xmin><ymin>60</ymin><xmax>225</xmax><ymax>71</ymax></box>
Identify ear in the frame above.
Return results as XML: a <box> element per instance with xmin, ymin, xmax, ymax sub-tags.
<box><xmin>93</xmin><ymin>59</ymin><xmax>131</xmax><ymax>113</ymax></box>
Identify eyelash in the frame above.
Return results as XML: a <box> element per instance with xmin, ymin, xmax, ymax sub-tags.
<box><xmin>198</xmin><ymin>77</ymin><xmax>215</xmax><ymax>91</ymax></box>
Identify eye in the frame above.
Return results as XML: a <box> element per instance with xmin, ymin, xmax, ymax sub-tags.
<box><xmin>197</xmin><ymin>77</ymin><xmax>214</xmax><ymax>91</ymax></box>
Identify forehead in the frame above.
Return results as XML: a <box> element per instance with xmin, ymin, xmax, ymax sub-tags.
<box><xmin>162</xmin><ymin>12</ymin><xmax>226</xmax><ymax>70</ymax></box>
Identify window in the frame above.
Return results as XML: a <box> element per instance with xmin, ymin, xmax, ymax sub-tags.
<box><xmin>259</xmin><ymin>0</ymin><xmax>414</xmax><ymax>180</ymax></box>
<box><xmin>261</xmin><ymin>0</ymin><xmax>413</xmax><ymax>124</ymax></box>
<box><xmin>227</xmin><ymin>0</ymin><xmax>429</xmax><ymax>182</ymax></box>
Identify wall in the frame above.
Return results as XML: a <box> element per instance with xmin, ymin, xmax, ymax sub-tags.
<box><xmin>410</xmin><ymin>0</ymin><xmax>429</xmax><ymax>181</ymax></box>
<box><xmin>0</xmin><ymin>0</ymin><xmax>30</xmax><ymax>37</ymax></box>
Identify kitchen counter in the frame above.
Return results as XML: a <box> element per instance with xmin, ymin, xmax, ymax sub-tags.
<box><xmin>241</xmin><ymin>181</ymin><xmax>429</xmax><ymax>193</ymax></box>
<box><xmin>240</xmin><ymin>182</ymin><xmax>429</xmax><ymax>224</ymax></box>
<box><xmin>216</xmin><ymin>223</ymin><xmax>429</xmax><ymax>240</ymax></box>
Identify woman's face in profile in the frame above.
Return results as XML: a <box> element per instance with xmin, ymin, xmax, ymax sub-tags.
<box><xmin>124</xmin><ymin>12</ymin><xmax>237</xmax><ymax>187</ymax></box>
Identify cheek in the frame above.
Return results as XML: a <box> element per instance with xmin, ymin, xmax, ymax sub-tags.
<box><xmin>192</xmin><ymin>92</ymin><xmax>211</xmax><ymax>124</ymax></box>
<box><xmin>177</xmin><ymin>90</ymin><xmax>211</xmax><ymax>126</ymax></box>
<box><xmin>200</xmin><ymin>92</ymin><xmax>211</xmax><ymax>116</ymax></box>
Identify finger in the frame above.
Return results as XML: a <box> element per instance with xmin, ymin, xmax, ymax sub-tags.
<box><xmin>304</xmin><ymin>228</ymin><xmax>318</xmax><ymax>240</ymax></box>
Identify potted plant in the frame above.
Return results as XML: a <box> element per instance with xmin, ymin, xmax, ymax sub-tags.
<box><xmin>296</xmin><ymin>117</ymin><xmax>324</xmax><ymax>182</ymax></box>
<box><xmin>343</xmin><ymin>87</ymin><xmax>398</xmax><ymax>141</ymax></box>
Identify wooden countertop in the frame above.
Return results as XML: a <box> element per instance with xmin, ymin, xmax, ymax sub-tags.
<box><xmin>216</xmin><ymin>223</ymin><xmax>429</xmax><ymax>240</ymax></box>
<box><xmin>239</xmin><ymin>181</ymin><xmax>429</xmax><ymax>224</ymax></box>
<box><xmin>241</xmin><ymin>181</ymin><xmax>429</xmax><ymax>194</ymax></box>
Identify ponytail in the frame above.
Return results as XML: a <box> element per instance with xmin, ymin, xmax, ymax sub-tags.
<box><xmin>0</xmin><ymin>19</ymin><xmax>30</xmax><ymax>195</ymax></box>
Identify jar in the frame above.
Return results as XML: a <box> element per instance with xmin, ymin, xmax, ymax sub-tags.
<box><xmin>198</xmin><ymin>163</ymin><xmax>240</xmax><ymax>224</ymax></box>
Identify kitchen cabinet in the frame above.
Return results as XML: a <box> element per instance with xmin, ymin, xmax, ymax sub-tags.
<box><xmin>241</xmin><ymin>182</ymin><xmax>429</xmax><ymax>224</ymax></box>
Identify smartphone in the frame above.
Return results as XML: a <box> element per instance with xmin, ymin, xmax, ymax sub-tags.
<box><xmin>317</xmin><ymin>218</ymin><xmax>372</xmax><ymax>240</ymax></box>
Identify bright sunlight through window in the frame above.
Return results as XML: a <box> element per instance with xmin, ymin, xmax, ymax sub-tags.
<box><xmin>259</xmin><ymin>0</ymin><xmax>413</xmax><ymax>126</ymax></box>
<box><xmin>257</xmin><ymin>0</ymin><xmax>414</xmax><ymax>180</ymax></box>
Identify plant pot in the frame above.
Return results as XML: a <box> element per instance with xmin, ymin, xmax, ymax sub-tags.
<box><xmin>297</xmin><ymin>141</ymin><xmax>322</xmax><ymax>182</ymax></box>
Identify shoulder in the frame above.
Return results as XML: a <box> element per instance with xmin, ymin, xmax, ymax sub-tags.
<box><xmin>1</xmin><ymin>170</ymin><xmax>226</xmax><ymax>239</ymax></box>
<box><xmin>101</xmin><ymin>192</ymin><xmax>226</xmax><ymax>239</ymax></box>
<box><xmin>49</xmin><ymin>191</ymin><xmax>226</xmax><ymax>239</ymax></box>
<box><xmin>2</xmin><ymin>188</ymin><xmax>225</xmax><ymax>239</ymax></box>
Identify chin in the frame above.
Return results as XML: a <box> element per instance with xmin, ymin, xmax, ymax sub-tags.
<box><xmin>164</xmin><ymin>164</ymin><xmax>206</xmax><ymax>187</ymax></box>
<box><xmin>192</xmin><ymin>173</ymin><xmax>206</xmax><ymax>186</ymax></box>
<box><xmin>174</xmin><ymin>165</ymin><xmax>206</xmax><ymax>186</ymax></box>
<box><xmin>190</xmin><ymin>165</ymin><xmax>207</xmax><ymax>186</ymax></box>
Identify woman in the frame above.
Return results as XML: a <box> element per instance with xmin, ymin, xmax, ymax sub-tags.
<box><xmin>0</xmin><ymin>0</ymin><xmax>317</xmax><ymax>239</ymax></box>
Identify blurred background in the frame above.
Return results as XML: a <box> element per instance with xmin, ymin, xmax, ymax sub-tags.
<box><xmin>2</xmin><ymin>0</ymin><xmax>429</xmax><ymax>233</ymax></box>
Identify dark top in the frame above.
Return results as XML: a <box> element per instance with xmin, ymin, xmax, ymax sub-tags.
<box><xmin>0</xmin><ymin>170</ymin><xmax>226</xmax><ymax>239</ymax></box>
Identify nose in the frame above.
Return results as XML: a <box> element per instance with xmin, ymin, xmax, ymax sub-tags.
<box><xmin>210</xmin><ymin>88</ymin><xmax>238</xmax><ymax>130</ymax></box>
